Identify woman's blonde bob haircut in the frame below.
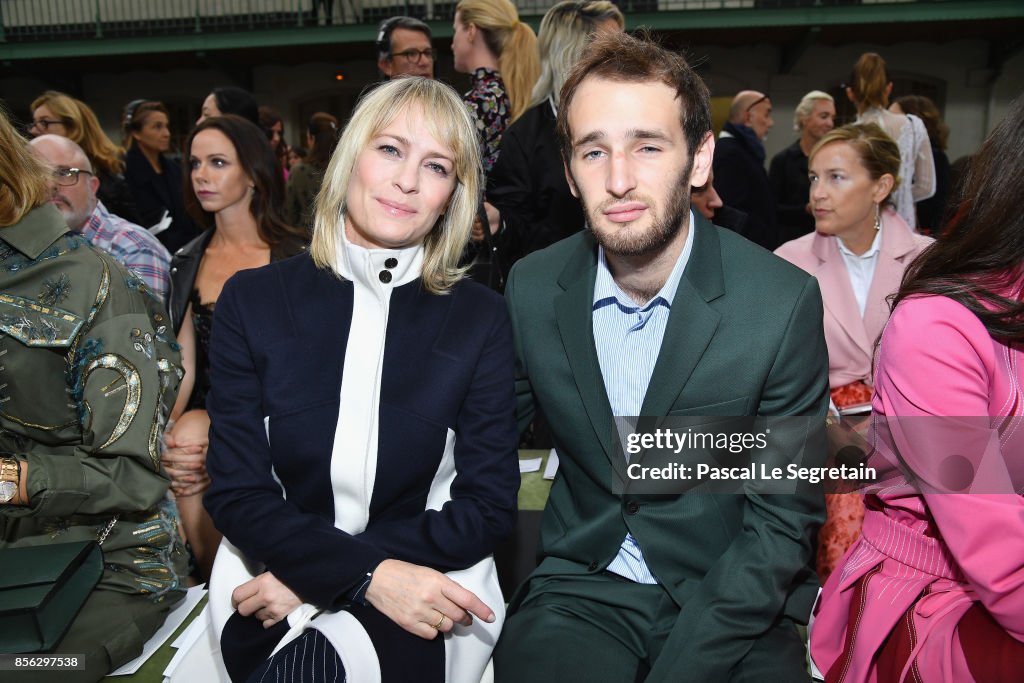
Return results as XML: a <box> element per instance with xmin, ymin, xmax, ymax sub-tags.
<box><xmin>310</xmin><ymin>77</ymin><xmax>482</xmax><ymax>294</ymax></box>
<box><xmin>0</xmin><ymin>105</ymin><xmax>50</xmax><ymax>227</ymax></box>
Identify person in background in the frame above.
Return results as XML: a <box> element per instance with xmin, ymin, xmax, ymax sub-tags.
<box><xmin>0</xmin><ymin>104</ymin><xmax>186</xmax><ymax>683</ymax></box>
<box><xmin>197</xmin><ymin>86</ymin><xmax>260</xmax><ymax>126</ymax></box>
<box><xmin>285</xmin><ymin>112</ymin><xmax>339</xmax><ymax>232</ymax></box>
<box><xmin>30</xmin><ymin>134</ymin><xmax>172</xmax><ymax>302</ymax></box>
<box><xmin>122</xmin><ymin>99</ymin><xmax>200</xmax><ymax>252</ymax></box>
<box><xmin>812</xmin><ymin>95</ymin><xmax>1024</xmax><ymax>683</ymax></box>
<box><xmin>713</xmin><ymin>89</ymin><xmax>778</xmax><ymax>249</ymax></box>
<box><xmin>775</xmin><ymin>123</ymin><xmax>932</xmax><ymax>582</ymax></box>
<box><xmin>29</xmin><ymin>90</ymin><xmax>142</xmax><ymax>224</ymax></box>
<box><xmin>847</xmin><ymin>52</ymin><xmax>935</xmax><ymax>230</ymax></box>
<box><xmin>891</xmin><ymin>94</ymin><xmax>951</xmax><ymax>236</ymax></box>
<box><xmin>376</xmin><ymin>15</ymin><xmax>435</xmax><ymax>79</ymax></box>
<box><xmin>452</xmin><ymin>0</ymin><xmax>539</xmax><ymax>173</ymax></box>
<box><xmin>258</xmin><ymin>105</ymin><xmax>289</xmax><ymax>181</ymax></box>
<box><xmin>287</xmin><ymin>144</ymin><xmax>307</xmax><ymax>170</ymax></box>
<box><xmin>769</xmin><ymin>90</ymin><xmax>835</xmax><ymax>244</ymax></box>
<box><xmin>486</xmin><ymin>0</ymin><xmax>623</xmax><ymax>276</ymax></box>
<box><xmin>203</xmin><ymin>76</ymin><xmax>517</xmax><ymax>683</ymax></box>
<box><xmin>690</xmin><ymin>168</ymin><xmax>749</xmax><ymax>238</ymax></box>
<box><xmin>163</xmin><ymin>114</ymin><xmax>308</xmax><ymax>581</ymax></box>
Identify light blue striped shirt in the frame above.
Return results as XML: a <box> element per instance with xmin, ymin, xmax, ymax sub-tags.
<box><xmin>594</xmin><ymin>212</ymin><xmax>696</xmax><ymax>584</ymax></box>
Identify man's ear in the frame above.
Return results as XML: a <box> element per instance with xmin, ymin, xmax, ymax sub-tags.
<box><xmin>563</xmin><ymin>159</ymin><xmax>579</xmax><ymax>199</ymax></box>
<box><xmin>688</xmin><ymin>131</ymin><xmax>715</xmax><ymax>190</ymax></box>
<box><xmin>88</xmin><ymin>174</ymin><xmax>100</xmax><ymax>197</ymax></box>
<box><xmin>378</xmin><ymin>57</ymin><xmax>393</xmax><ymax>77</ymax></box>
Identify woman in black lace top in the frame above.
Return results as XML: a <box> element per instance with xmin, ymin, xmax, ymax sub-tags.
<box><xmin>164</xmin><ymin>115</ymin><xmax>307</xmax><ymax>578</ymax></box>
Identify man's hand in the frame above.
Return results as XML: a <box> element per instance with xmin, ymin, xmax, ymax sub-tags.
<box><xmin>364</xmin><ymin>559</ymin><xmax>495</xmax><ymax>639</ymax></box>
<box><xmin>162</xmin><ymin>409</ymin><xmax>211</xmax><ymax>497</ymax></box>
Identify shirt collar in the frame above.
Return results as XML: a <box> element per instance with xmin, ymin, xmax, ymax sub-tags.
<box><xmin>80</xmin><ymin>200</ymin><xmax>108</xmax><ymax>240</ymax></box>
<box><xmin>836</xmin><ymin>223</ymin><xmax>882</xmax><ymax>260</ymax></box>
<box><xmin>593</xmin><ymin>210</ymin><xmax>696</xmax><ymax>311</ymax></box>
<box><xmin>0</xmin><ymin>204</ymin><xmax>70</xmax><ymax>260</ymax></box>
<box><xmin>335</xmin><ymin>216</ymin><xmax>424</xmax><ymax>294</ymax></box>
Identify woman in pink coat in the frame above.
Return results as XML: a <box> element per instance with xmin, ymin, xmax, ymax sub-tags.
<box><xmin>811</xmin><ymin>96</ymin><xmax>1024</xmax><ymax>682</ymax></box>
<box><xmin>776</xmin><ymin>123</ymin><xmax>931</xmax><ymax>581</ymax></box>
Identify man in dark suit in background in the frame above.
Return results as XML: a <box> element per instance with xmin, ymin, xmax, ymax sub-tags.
<box><xmin>494</xmin><ymin>32</ymin><xmax>829</xmax><ymax>682</ymax></box>
<box><xmin>713</xmin><ymin>89</ymin><xmax>779</xmax><ymax>250</ymax></box>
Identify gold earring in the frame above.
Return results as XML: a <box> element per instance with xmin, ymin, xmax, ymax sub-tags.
<box><xmin>874</xmin><ymin>203</ymin><xmax>881</xmax><ymax>231</ymax></box>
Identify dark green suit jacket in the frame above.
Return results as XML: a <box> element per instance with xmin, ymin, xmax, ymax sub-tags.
<box><xmin>505</xmin><ymin>215</ymin><xmax>829</xmax><ymax>681</ymax></box>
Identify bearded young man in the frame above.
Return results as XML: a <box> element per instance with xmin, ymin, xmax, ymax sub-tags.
<box><xmin>494</xmin><ymin>32</ymin><xmax>829</xmax><ymax>682</ymax></box>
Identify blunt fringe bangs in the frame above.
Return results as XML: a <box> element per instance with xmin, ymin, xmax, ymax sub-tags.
<box><xmin>309</xmin><ymin>77</ymin><xmax>482</xmax><ymax>295</ymax></box>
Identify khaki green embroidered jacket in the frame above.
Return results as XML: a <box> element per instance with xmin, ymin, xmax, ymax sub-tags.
<box><xmin>0</xmin><ymin>205</ymin><xmax>187</xmax><ymax>599</ymax></box>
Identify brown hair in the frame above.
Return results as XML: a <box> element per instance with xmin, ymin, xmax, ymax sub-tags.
<box><xmin>894</xmin><ymin>94</ymin><xmax>949</xmax><ymax>150</ymax></box>
<box><xmin>849</xmin><ymin>52</ymin><xmax>890</xmax><ymax>111</ymax></box>
<box><xmin>556</xmin><ymin>30</ymin><xmax>711</xmax><ymax>166</ymax></box>
<box><xmin>810</xmin><ymin>122</ymin><xmax>901</xmax><ymax>205</ymax></box>
<box><xmin>184</xmin><ymin>115</ymin><xmax>307</xmax><ymax>249</ymax></box>
<box><xmin>305</xmin><ymin>112</ymin><xmax>339</xmax><ymax>172</ymax></box>
<box><xmin>122</xmin><ymin>100</ymin><xmax>169</xmax><ymax>149</ymax></box>
<box><xmin>31</xmin><ymin>91</ymin><xmax>125</xmax><ymax>176</ymax></box>
<box><xmin>0</xmin><ymin>105</ymin><xmax>51</xmax><ymax>226</ymax></box>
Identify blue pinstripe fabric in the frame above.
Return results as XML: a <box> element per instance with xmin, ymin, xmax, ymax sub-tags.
<box><xmin>592</xmin><ymin>213</ymin><xmax>695</xmax><ymax>584</ymax></box>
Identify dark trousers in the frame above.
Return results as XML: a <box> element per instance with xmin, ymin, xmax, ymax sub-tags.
<box><xmin>494</xmin><ymin>571</ymin><xmax>678</xmax><ymax>683</ymax></box>
<box><xmin>7</xmin><ymin>588</ymin><xmax>178</xmax><ymax>683</ymax></box>
<box><xmin>494</xmin><ymin>569</ymin><xmax>810</xmax><ymax>683</ymax></box>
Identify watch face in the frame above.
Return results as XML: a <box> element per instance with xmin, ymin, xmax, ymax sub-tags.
<box><xmin>0</xmin><ymin>480</ymin><xmax>15</xmax><ymax>503</ymax></box>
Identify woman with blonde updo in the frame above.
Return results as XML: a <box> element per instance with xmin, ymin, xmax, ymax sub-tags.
<box><xmin>29</xmin><ymin>91</ymin><xmax>141</xmax><ymax>224</ymax></box>
<box><xmin>452</xmin><ymin>0</ymin><xmax>539</xmax><ymax>172</ymax></box>
<box><xmin>847</xmin><ymin>52</ymin><xmax>935</xmax><ymax>229</ymax></box>
<box><xmin>775</xmin><ymin>122</ymin><xmax>932</xmax><ymax>582</ymax></box>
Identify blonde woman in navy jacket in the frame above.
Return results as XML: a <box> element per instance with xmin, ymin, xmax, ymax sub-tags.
<box><xmin>203</xmin><ymin>77</ymin><xmax>519</xmax><ymax>683</ymax></box>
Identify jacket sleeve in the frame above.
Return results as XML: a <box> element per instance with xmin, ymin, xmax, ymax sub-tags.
<box><xmin>648</xmin><ymin>276</ymin><xmax>830</xmax><ymax>683</ymax></box>
<box><xmin>203</xmin><ymin>279</ymin><xmax>390</xmax><ymax>609</ymax></box>
<box><xmin>769</xmin><ymin>151</ymin><xmax>810</xmax><ymax>232</ymax></box>
<box><xmin>355</xmin><ymin>301</ymin><xmax>520</xmax><ymax>568</ymax></box>
<box><xmin>873</xmin><ymin>296</ymin><xmax>1024</xmax><ymax>640</ymax></box>
<box><xmin>15</xmin><ymin>260</ymin><xmax>181</xmax><ymax>519</ymax></box>
<box><xmin>908</xmin><ymin>114</ymin><xmax>937</xmax><ymax>203</ymax></box>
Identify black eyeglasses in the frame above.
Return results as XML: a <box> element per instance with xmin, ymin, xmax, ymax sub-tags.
<box><xmin>27</xmin><ymin>118</ymin><xmax>66</xmax><ymax>134</ymax></box>
<box><xmin>51</xmin><ymin>167</ymin><xmax>93</xmax><ymax>187</ymax></box>
<box><xmin>392</xmin><ymin>48</ymin><xmax>434</xmax><ymax>64</ymax></box>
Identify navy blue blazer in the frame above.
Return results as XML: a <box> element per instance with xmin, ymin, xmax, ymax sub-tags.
<box><xmin>203</xmin><ymin>253</ymin><xmax>520</xmax><ymax>610</ymax></box>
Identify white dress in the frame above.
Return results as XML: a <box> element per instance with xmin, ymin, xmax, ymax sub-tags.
<box><xmin>857</xmin><ymin>107</ymin><xmax>936</xmax><ymax>229</ymax></box>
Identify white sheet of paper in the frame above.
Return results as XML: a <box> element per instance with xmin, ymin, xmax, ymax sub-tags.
<box><xmin>149</xmin><ymin>210</ymin><xmax>172</xmax><ymax>236</ymax></box>
<box><xmin>163</xmin><ymin>606</ymin><xmax>209</xmax><ymax>679</ymax></box>
<box><xmin>107</xmin><ymin>584</ymin><xmax>206</xmax><ymax>676</ymax></box>
<box><xmin>519</xmin><ymin>457</ymin><xmax>542</xmax><ymax>473</ymax></box>
<box><xmin>543</xmin><ymin>449</ymin><xmax>559</xmax><ymax>480</ymax></box>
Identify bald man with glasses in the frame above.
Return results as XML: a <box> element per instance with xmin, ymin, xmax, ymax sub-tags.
<box><xmin>30</xmin><ymin>135</ymin><xmax>171</xmax><ymax>302</ymax></box>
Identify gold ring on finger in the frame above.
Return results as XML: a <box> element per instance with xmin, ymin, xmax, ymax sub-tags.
<box><xmin>432</xmin><ymin>613</ymin><xmax>445</xmax><ymax>630</ymax></box>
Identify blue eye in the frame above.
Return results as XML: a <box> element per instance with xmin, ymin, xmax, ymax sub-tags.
<box><xmin>189</xmin><ymin>159</ymin><xmax>200</xmax><ymax>170</ymax></box>
<box><xmin>379</xmin><ymin>144</ymin><xmax>400</xmax><ymax>156</ymax></box>
<box><xmin>582</xmin><ymin>150</ymin><xmax>604</xmax><ymax>161</ymax></box>
<box><xmin>426</xmin><ymin>161</ymin><xmax>449</xmax><ymax>177</ymax></box>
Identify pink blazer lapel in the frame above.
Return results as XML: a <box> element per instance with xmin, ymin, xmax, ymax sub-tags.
<box><xmin>811</xmin><ymin>232</ymin><xmax>871</xmax><ymax>353</ymax></box>
<box><xmin>864</xmin><ymin>209</ymin><xmax>923</xmax><ymax>345</ymax></box>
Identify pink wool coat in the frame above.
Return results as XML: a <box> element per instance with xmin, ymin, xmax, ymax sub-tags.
<box><xmin>810</xmin><ymin>292</ymin><xmax>1024</xmax><ymax>682</ymax></box>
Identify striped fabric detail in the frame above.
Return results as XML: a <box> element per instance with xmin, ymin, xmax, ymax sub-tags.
<box><xmin>593</xmin><ymin>214</ymin><xmax>695</xmax><ymax>584</ymax></box>
<box><xmin>81</xmin><ymin>201</ymin><xmax>171</xmax><ymax>302</ymax></box>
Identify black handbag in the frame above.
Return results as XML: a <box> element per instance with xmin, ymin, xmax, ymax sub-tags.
<box><xmin>0</xmin><ymin>540</ymin><xmax>104</xmax><ymax>654</ymax></box>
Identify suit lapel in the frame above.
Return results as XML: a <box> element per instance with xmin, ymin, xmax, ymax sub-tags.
<box><xmin>863</xmin><ymin>211</ymin><xmax>917</xmax><ymax>345</ymax></box>
<box><xmin>554</xmin><ymin>235</ymin><xmax>617</xmax><ymax>464</ymax></box>
<box><xmin>640</xmin><ymin>215</ymin><xmax>723</xmax><ymax>417</ymax></box>
<box><xmin>812</xmin><ymin>232</ymin><xmax>871</xmax><ymax>353</ymax></box>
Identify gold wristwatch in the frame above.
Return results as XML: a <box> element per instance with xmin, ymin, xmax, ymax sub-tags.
<box><xmin>0</xmin><ymin>456</ymin><xmax>20</xmax><ymax>503</ymax></box>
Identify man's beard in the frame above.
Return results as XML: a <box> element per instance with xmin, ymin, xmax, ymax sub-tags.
<box><xmin>576</xmin><ymin>158</ymin><xmax>694</xmax><ymax>258</ymax></box>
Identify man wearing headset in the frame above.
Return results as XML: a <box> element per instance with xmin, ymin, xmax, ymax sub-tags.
<box><xmin>376</xmin><ymin>16</ymin><xmax>435</xmax><ymax>80</ymax></box>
